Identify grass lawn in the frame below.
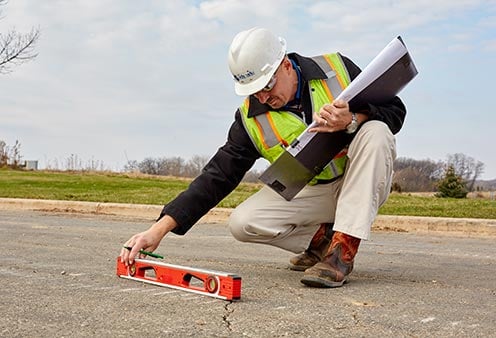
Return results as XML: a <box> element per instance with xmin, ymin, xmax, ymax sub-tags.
<box><xmin>0</xmin><ymin>169</ymin><xmax>259</xmax><ymax>208</ymax></box>
<box><xmin>1</xmin><ymin>168</ymin><xmax>495</xmax><ymax>219</ymax></box>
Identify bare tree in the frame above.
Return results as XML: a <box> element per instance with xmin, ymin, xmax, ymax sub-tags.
<box><xmin>10</xmin><ymin>139</ymin><xmax>21</xmax><ymax>167</ymax></box>
<box><xmin>446</xmin><ymin>153</ymin><xmax>485</xmax><ymax>191</ymax></box>
<box><xmin>0</xmin><ymin>140</ymin><xmax>8</xmax><ymax>166</ymax></box>
<box><xmin>468</xmin><ymin>160</ymin><xmax>485</xmax><ymax>192</ymax></box>
<box><xmin>138</xmin><ymin>157</ymin><xmax>160</xmax><ymax>175</ymax></box>
<box><xmin>183</xmin><ymin>155</ymin><xmax>210</xmax><ymax>177</ymax></box>
<box><xmin>0</xmin><ymin>139</ymin><xmax>22</xmax><ymax>168</ymax></box>
<box><xmin>123</xmin><ymin>160</ymin><xmax>140</xmax><ymax>173</ymax></box>
<box><xmin>157</xmin><ymin>157</ymin><xmax>184</xmax><ymax>177</ymax></box>
<box><xmin>393</xmin><ymin>157</ymin><xmax>443</xmax><ymax>192</ymax></box>
<box><xmin>0</xmin><ymin>0</ymin><xmax>40</xmax><ymax>74</ymax></box>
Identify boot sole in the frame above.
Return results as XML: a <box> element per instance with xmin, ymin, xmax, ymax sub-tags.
<box><xmin>288</xmin><ymin>264</ymin><xmax>311</xmax><ymax>272</ymax></box>
<box><xmin>300</xmin><ymin>275</ymin><xmax>347</xmax><ymax>288</ymax></box>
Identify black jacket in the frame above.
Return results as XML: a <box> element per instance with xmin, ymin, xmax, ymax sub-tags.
<box><xmin>159</xmin><ymin>53</ymin><xmax>407</xmax><ymax>235</ymax></box>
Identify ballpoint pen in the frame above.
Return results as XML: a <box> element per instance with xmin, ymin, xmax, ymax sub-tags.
<box><xmin>123</xmin><ymin>246</ymin><xmax>164</xmax><ymax>259</ymax></box>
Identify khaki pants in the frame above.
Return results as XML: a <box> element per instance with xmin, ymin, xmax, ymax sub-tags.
<box><xmin>228</xmin><ymin>120</ymin><xmax>396</xmax><ymax>253</ymax></box>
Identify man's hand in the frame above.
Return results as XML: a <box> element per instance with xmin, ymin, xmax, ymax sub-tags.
<box><xmin>309</xmin><ymin>100</ymin><xmax>353</xmax><ymax>133</ymax></box>
<box><xmin>119</xmin><ymin>215</ymin><xmax>177</xmax><ymax>266</ymax></box>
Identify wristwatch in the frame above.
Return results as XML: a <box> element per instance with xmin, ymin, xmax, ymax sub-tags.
<box><xmin>346</xmin><ymin>112</ymin><xmax>358</xmax><ymax>134</ymax></box>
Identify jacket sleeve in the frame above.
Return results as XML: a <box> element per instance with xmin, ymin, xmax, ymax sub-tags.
<box><xmin>341</xmin><ymin>54</ymin><xmax>407</xmax><ymax>135</ymax></box>
<box><xmin>158</xmin><ymin>110</ymin><xmax>260</xmax><ymax>235</ymax></box>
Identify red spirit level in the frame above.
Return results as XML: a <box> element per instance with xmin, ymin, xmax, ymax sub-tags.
<box><xmin>116</xmin><ymin>258</ymin><xmax>242</xmax><ymax>301</ymax></box>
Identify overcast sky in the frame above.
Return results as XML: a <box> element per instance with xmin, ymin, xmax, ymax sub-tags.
<box><xmin>1</xmin><ymin>0</ymin><xmax>495</xmax><ymax>179</ymax></box>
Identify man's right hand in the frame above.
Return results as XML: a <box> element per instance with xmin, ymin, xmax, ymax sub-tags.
<box><xmin>119</xmin><ymin>215</ymin><xmax>178</xmax><ymax>266</ymax></box>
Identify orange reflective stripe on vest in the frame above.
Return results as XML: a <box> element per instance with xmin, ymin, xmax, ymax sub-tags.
<box><xmin>254</xmin><ymin>113</ymin><xmax>289</xmax><ymax>149</ymax></box>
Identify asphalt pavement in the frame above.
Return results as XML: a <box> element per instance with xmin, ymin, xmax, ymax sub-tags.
<box><xmin>1</xmin><ymin>210</ymin><xmax>495</xmax><ymax>337</ymax></box>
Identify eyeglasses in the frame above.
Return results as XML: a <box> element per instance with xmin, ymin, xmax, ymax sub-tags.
<box><xmin>254</xmin><ymin>61</ymin><xmax>283</xmax><ymax>96</ymax></box>
<box><xmin>261</xmin><ymin>73</ymin><xmax>277</xmax><ymax>92</ymax></box>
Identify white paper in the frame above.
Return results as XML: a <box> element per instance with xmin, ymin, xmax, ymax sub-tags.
<box><xmin>287</xmin><ymin>36</ymin><xmax>408</xmax><ymax>156</ymax></box>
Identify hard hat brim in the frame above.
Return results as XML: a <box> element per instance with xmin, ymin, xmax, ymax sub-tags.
<box><xmin>234</xmin><ymin>70</ymin><xmax>276</xmax><ymax>96</ymax></box>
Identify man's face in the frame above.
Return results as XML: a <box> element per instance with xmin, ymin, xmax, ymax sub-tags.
<box><xmin>253</xmin><ymin>59</ymin><xmax>295</xmax><ymax>109</ymax></box>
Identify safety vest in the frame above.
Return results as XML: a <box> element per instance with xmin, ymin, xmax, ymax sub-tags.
<box><xmin>240</xmin><ymin>53</ymin><xmax>351</xmax><ymax>184</ymax></box>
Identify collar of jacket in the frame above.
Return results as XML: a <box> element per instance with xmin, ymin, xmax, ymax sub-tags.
<box><xmin>246</xmin><ymin>52</ymin><xmax>329</xmax><ymax>118</ymax></box>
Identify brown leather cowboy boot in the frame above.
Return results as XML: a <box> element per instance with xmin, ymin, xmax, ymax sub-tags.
<box><xmin>288</xmin><ymin>223</ymin><xmax>334</xmax><ymax>271</ymax></box>
<box><xmin>300</xmin><ymin>231</ymin><xmax>361</xmax><ymax>287</ymax></box>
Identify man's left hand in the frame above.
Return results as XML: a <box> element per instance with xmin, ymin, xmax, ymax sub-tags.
<box><xmin>310</xmin><ymin>100</ymin><xmax>352</xmax><ymax>133</ymax></box>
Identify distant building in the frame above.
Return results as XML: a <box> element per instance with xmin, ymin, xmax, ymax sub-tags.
<box><xmin>24</xmin><ymin>160</ymin><xmax>38</xmax><ymax>170</ymax></box>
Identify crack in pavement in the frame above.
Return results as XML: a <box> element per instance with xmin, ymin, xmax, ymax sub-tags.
<box><xmin>222</xmin><ymin>301</ymin><xmax>234</xmax><ymax>331</ymax></box>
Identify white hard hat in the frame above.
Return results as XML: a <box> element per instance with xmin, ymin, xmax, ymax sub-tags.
<box><xmin>228</xmin><ymin>27</ymin><xmax>287</xmax><ymax>96</ymax></box>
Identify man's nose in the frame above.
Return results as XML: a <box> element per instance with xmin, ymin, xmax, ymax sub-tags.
<box><xmin>255</xmin><ymin>91</ymin><xmax>270</xmax><ymax>104</ymax></box>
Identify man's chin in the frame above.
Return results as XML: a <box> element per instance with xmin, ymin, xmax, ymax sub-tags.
<box><xmin>267</xmin><ymin>101</ymin><xmax>284</xmax><ymax>109</ymax></box>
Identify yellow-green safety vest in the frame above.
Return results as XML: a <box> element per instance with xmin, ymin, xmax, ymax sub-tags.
<box><xmin>240</xmin><ymin>53</ymin><xmax>351</xmax><ymax>184</ymax></box>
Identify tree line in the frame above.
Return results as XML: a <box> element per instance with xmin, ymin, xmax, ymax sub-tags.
<box><xmin>125</xmin><ymin>153</ymin><xmax>487</xmax><ymax>194</ymax></box>
<box><xmin>0</xmin><ymin>139</ymin><xmax>489</xmax><ymax>195</ymax></box>
<box><xmin>123</xmin><ymin>156</ymin><xmax>261</xmax><ymax>183</ymax></box>
<box><xmin>392</xmin><ymin>154</ymin><xmax>485</xmax><ymax>193</ymax></box>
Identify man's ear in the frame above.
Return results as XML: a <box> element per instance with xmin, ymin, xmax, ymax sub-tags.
<box><xmin>281</xmin><ymin>57</ymin><xmax>291</xmax><ymax>72</ymax></box>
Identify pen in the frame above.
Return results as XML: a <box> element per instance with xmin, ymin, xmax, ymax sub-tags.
<box><xmin>123</xmin><ymin>246</ymin><xmax>164</xmax><ymax>259</ymax></box>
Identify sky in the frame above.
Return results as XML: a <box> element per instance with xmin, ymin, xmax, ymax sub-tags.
<box><xmin>1</xmin><ymin>0</ymin><xmax>495</xmax><ymax>179</ymax></box>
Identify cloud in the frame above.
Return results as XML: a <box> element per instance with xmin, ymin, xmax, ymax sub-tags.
<box><xmin>478</xmin><ymin>15</ymin><xmax>496</xmax><ymax>28</ymax></box>
<box><xmin>305</xmin><ymin>0</ymin><xmax>491</xmax><ymax>54</ymax></box>
<box><xmin>483</xmin><ymin>39</ymin><xmax>496</xmax><ymax>51</ymax></box>
<box><xmin>199</xmin><ymin>0</ymin><xmax>295</xmax><ymax>27</ymax></box>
